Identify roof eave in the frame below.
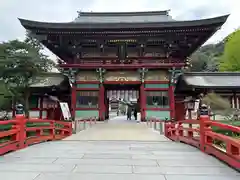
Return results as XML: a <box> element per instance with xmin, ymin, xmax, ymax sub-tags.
<box><xmin>189</xmin><ymin>85</ymin><xmax>240</xmax><ymax>89</ymax></box>
<box><xmin>18</xmin><ymin>14</ymin><xmax>230</xmax><ymax>30</ymax></box>
<box><xmin>183</xmin><ymin>71</ymin><xmax>240</xmax><ymax>76</ymax></box>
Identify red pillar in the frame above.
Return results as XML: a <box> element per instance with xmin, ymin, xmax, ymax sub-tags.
<box><xmin>12</xmin><ymin>108</ymin><xmax>16</xmax><ymax>119</ymax></box>
<box><xmin>175</xmin><ymin>101</ymin><xmax>185</xmax><ymax>121</ymax></box>
<box><xmin>169</xmin><ymin>85</ymin><xmax>175</xmax><ymax>120</ymax></box>
<box><xmin>140</xmin><ymin>83</ymin><xmax>146</xmax><ymax>121</ymax></box>
<box><xmin>12</xmin><ymin>98</ymin><xmax>16</xmax><ymax>118</ymax></box>
<box><xmin>199</xmin><ymin>115</ymin><xmax>208</xmax><ymax>152</ymax></box>
<box><xmin>71</xmin><ymin>85</ymin><xmax>76</xmax><ymax>120</ymax></box>
<box><xmin>16</xmin><ymin>114</ymin><xmax>26</xmax><ymax>149</ymax></box>
<box><xmin>99</xmin><ymin>84</ymin><xmax>105</xmax><ymax>121</ymax></box>
<box><xmin>39</xmin><ymin>96</ymin><xmax>43</xmax><ymax>119</ymax></box>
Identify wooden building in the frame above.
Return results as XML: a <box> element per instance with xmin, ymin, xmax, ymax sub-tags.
<box><xmin>19</xmin><ymin>10</ymin><xmax>228</xmax><ymax>121</ymax></box>
<box><xmin>174</xmin><ymin>72</ymin><xmax>240</xmax><ymax>121</ymax></box>
<box><xmin>10</xmin><ymin>73</ymin><xmax>70</xmax><ymax>120</ymax></box>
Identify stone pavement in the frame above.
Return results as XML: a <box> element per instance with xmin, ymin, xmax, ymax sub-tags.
<box><xmin>65</xmin><ymin>115</ymin><xmax>169</xmax><ymax>141</ymax></box>
<box><xmin>0</xmin><ymin>116</ymin><xmax>239</xmax><ymax>180</ymax></box>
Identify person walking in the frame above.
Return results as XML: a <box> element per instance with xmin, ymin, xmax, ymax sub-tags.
<box><xmin>127</xmin><ymin>106</ymin><xmax>132</xmax><ymax>120</ymax></box>
<box><xmin>133</xmin><ymin>107</ymin><xmax>137</xmax><ymax>120</ymax></box>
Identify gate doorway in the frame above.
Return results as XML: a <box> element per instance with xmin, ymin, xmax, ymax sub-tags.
<box><xmin>104</xmin><ymin>84</ymin><xmax>140</xmax><ymax>120</ymax></box>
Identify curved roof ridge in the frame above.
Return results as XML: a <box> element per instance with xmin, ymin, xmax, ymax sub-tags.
<box><xmin>77</xmin><ymin>10</ymin><xmax>170</xmax><ymax>17</ymax></box>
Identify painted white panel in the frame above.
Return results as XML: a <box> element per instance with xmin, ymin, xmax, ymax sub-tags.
<box><xmin>29</xmin><ymin>111</ymin><xmax>40</xmax><ymax>118</ymax></box>
<box><xmin>232</xmin><ymin>97</ymin><xmax>235</xmax><ymax>108</ymax></box>
<box><xmin>42</xmin><ymin>110</ymin><xmax>47</xmax><ymax>119</ymax></box>
<box><xmin>237</xmin><ymin>97</ymin><xmax>239</xmax><ymax>109</ymax></box>
<box><xmin>8</xmin><ymin>111</ymin><xmax>13</xmax><ymax>118</ymax></box>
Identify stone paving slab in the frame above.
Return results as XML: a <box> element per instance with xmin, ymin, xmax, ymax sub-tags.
<box><xmin>0</xmin><ymin>163</ymin><xmax>75</xmax><ymax>173</ymax></box>
<box><xmin>0</xmin><ymin>172</ymin><xmax>40</xmax><ymax>180</ymax></box>
<box><xmin>73</xmin><ymin>164</ymin><xmax>132</xmax><ymax>174</ymax></box>
<box><xmin>133</xmin><ymin>166</ymin><xmax>239</xmax><ymax>175</ymax></box>
<box><xmin>34</xmin><ymin>173</ymin><xmax>167</xmax><ymax>180</ymax></box>
<box><xmin>0</xmin><ymin>157</ymin><xmax>58</xmax><ymax>164</ymax></box>
<box><xmin>156</xmin><ymin>159</ymin><xmax>226</xmax><ymax>167</ymax></box>
<box><xmin>53</xmin><ymin>158</ymin><xmax>159</xmax><ymax>166</ymax></box>
<box><xmin>165</xmin><ymin>175</ymin><xmax>240</xmax><ymax>180</ymax></box>
<box><xmin>82</xmin><ymin>154</ymin><xmax>132</xmax><ymax>159</ymax></box>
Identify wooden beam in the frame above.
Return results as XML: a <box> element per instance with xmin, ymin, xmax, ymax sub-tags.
<box><xmin>104</xmin><ymin>81</ymin><xmax>141</xmax><ymax>85</ymax></box>
<box><xmin>59</xmin><ymin>63</ymin><xmax>185</xmax><ymax>69</ymax></box>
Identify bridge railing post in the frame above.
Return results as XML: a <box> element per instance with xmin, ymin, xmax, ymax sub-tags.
<box><xmin>51</xmin><ymin>120</ymin><xmax>55</xmax><ymax>140</ymax></box>
<box><xmin>164</xmin><ymin>121</ymin><xmax>170</xmax><ymax>137</ymax></box>
<box><xmin>16</xmin><ymin>115</ymin><xmax>26</xmax><ymax>149</ymax></box>
<box><xmin>177</xmin><ymin>122</ymin><xmax>183</xmax><ymax>140</ymax></box>
<box><xmin>153</xmin><ymin>118</ymin><xmax>157</xmax><ymax>130</ymax></box>
<box><xmin>83</xmin><ymin>119</ymin><xmax>86</xmax><ymax>130</ymax></box>
<box><xmin>159</xmin><ymin>121</ymin><xmax>164</xmax><ymax>134</ymax></box>
<box><xmin>89</xmin><ymin>118</ymin><xmax>92</xmax><ymax>127</ymax></box>
<box><xmin>188</xmin><ymin>123</ymin><xmax>194</xmax><ymax>138</ymax></box>
<box><xmin>73</xmin><ymin>119</ymin><xmax>77</xmax><ymax>134</ymax></box>
<box><xmin>199</xmin><ymin>115</ymin><xmax>209</xmax><ymax>152</ymax></box>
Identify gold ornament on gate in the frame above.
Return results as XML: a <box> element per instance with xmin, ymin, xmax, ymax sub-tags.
<box><xmin>116</xmin><ymin>77</ymin><xmax>128</xmax><ymax>81</ymax></box>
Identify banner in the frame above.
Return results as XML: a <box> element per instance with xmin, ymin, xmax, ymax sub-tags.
<box><xmin>59</xmin><ymin>102</ymin><xmax>71</xmax><ymax>121</ymax></box>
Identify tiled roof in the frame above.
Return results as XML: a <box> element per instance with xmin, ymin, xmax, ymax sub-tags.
<box><xmin>30</xmin><ymin>75</ymin><xmax>65</xmax><ymax>88</ymax></box>
<box><xmin>177</xmin><ymin>72</ymin><xmax>240</xmax><ymax>88</ymax></box>
<box><xmin>18</xmin><ymin>14</ymin><xmax>229</xmax><ymax>30</ymax></box>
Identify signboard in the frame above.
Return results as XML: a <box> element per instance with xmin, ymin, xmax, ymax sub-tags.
<box><xmin>59</xmin><ymin>102</ymin><xmax>71</xmax><ymax>121</ymax></box>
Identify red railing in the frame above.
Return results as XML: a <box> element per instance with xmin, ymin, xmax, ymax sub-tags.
<box><xmin>164</xmin><ymin>115</ymin><xmax>240</xmax><ymax>169</ymax></box>
<box><xmin>0</xmin><ymin>116</ymin><xmax>72</xmax><ymax>156</ymax></box>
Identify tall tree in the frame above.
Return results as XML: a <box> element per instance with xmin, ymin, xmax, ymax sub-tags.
<box><xmin>190</xmin><ymin>51</ymin><xmax>208</xmax><ymax>72</ymax></box>
<box><xmin>24</xmin><ymin>31</ymin><xmax>56</xmax><ymax>71</ymax></box>
<box><xmin>219</xmin><ymin>29</ymin><xmax>240</xmax><ymax>71</ymax></box>
<box><xmin>0</xmin><ymin>38</ymin><xmax>54</xmax><ymax>117</ymax></box>
<box><xmin>190</xmin><ymin>41</ymin><xmax>224</xmax><ymax>72</ymax></box>
<box><xmin>24</xmin><ymin>31</ymin><xmax>43</xmax><ymax>52</ymax></box>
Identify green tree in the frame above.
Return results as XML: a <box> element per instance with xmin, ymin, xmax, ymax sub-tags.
<box><xmin>24</xmin><ymin>32</ymin><xmax>56</xmax><ymax>71</ymax></box>
<box><xmin>190</xmin><ymin>51</ymin><xmax>208</xmax><ymax>72</ymax></box>
<box><xmin>0</xmin><ymin>38</ymin><xmax>54</xmax><ymax>117</ymax></box>
<box><xmin>202</xmin><ymin>92</ymin><xmax>231</xmax><ymax>111</ymax></box>
<box><xmin>219</xmin><ymin>29</ymin><xmax>240</xmax><ymax>71</ymax></box>
<box><xmin>0</xmin><ymin>82</ymin><xmax>13</xmax><ymax>119</ymax></box>
<box><xmin>24</xmin><ymin>31</ymin><xmax>43</xmax><ymax>52</ymax></box>
<box><xmin>190</xmin><ymin>41</ymin><xmax>224</xmax><ymax>72</ymax></box>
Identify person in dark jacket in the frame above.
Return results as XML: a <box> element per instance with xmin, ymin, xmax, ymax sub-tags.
<box><xmin>127</xmin><ymin>106</ymin><xmax>132</xmax><ymax>120</ymax></box>
<box><xmin>133</xmin><ymin>108</ymin><xmax>137</xmax><ymax>120</ymax></box>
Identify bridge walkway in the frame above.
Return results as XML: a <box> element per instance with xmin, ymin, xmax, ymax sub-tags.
<box><xmin>0</xmin><ymin>116</ymin><xmax>239</xmax><ymax>180</ymax></box>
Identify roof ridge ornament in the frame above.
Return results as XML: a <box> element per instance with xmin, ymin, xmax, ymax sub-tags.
<box><xmin>76</xmin><ymin>10</ymin><xmax>170</xmax><ymax>17</ymax></box>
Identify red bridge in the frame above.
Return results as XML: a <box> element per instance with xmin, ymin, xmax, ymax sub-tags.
<box><xmin>5</xmin><ymin>9</ymin><xmax>238</xmax><ymax>179</ymax></box>
<box><xmin>0</xmin><ymin>115</ymin><xmax>239</xmax><ymax>179</ymax></box>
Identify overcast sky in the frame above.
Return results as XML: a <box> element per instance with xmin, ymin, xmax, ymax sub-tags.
<box><xmin>0</xmin><ymin>0</ymin><xmax>239</xmax><ymax>59</ymax></box>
